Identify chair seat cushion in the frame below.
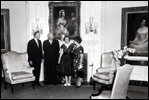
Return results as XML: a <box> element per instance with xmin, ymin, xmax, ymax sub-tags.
<box><xmin>93</xmin><ymin>73</ymin><xmax>110</xmax><ymax>81</ymax></box>
<box><xmin>11</xmin><ymin>71</ymin><xmax>34</xmax><ymax>80</ymax></box>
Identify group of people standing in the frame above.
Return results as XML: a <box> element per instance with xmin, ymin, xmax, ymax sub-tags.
<box><xmin>27</xmin><ymin>31</ymin><xmax>84</xmax><ymax>88</ymax></box>
<box><xmin>58</xmin><ymin>35</ymin><xmax>84</xmax><ymax>87</ymax></box>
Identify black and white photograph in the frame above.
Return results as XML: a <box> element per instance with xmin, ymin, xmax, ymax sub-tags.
<box><xmin>1</xmin><ymin>1</ymin><xmax>148</xmax><ymax>99</ymax></box>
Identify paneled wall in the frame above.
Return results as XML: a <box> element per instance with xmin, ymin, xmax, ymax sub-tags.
<box><xmin>102</xmin><ymin>1</ymin><xmax>148</xmax><ymax>52</ymax></box>
<box><xmin>1</xmin><ymin>1</ymin><xmax>28</xmax><ymax>53</ymax></box>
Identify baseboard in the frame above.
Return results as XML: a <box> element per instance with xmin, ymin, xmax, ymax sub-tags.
<box><xmin>129</xmin><ymin>80</ymin><xmax>148</xmax><ymax>87</ymax></box>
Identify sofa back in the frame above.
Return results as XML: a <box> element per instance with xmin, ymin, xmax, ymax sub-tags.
<box><xmin>101</xmin><ymin>52</ymin><xmax>114</xmax><ymax>68</ymax></box>
<box><xmin>1</xmin><ymin>51</ymin><xmax>29</xmax><ymax>73</ymax></box>
<box><xmin>111</xmin><ymin>64</ymin><xmax>133</xmax><ymax>99</ymax></box>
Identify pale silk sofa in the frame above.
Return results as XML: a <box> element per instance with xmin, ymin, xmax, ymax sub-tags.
<box><xmin>1</xmin><ymin>51</ymin><xmax>35</xmax><ymax>93</ymax></box>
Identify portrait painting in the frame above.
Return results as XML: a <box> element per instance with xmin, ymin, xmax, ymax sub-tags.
<box><xmin>49</xmin><ymin>1</ymin><xmax>80</xmax><ymax>40</ymax></box>
<box><xmin>121</xmin><ymin>6</ymin><xmax>148</xmax><ymax>56</ymax></box>
<box><xmin>1</xmin><ymin>9</ymin><xmax>11</xmax><ymax>53</ymax></box>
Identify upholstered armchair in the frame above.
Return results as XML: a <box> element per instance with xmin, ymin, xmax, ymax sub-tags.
<box><xmin>92</xmin><ymin>52</ymin><xmax>119</xmax><ymax>94</ymax></box>
<box><xmin>91</xmin><ymin>64</ymin><xmax>134</xmax><ymax>99</ymax></box>
<box><xmin>1</xmin><ymin>51</ymin><xmax>35</xmax><ymax>93</ymax></box>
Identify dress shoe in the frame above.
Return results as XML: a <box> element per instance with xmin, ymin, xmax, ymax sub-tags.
<box><xmin>67</xmin><ymin>83</ymin><xmax>71</xmax><ymax>86</ymax></box>
<box><xmin>43</xmin><ymin>82</ymin><xmax>49</xmax><ymax>85</ymax></box>
<box><xmin>64</xmin><ymin>83</ymin><xmax>68</xmax><ymax>86</ymax></box>
<box><xmin>75</xmin><ymin>84</ymin><xmax>82</xmax><ymax>88</ymax></box>
<box><xmin>36</xmin><ymin>83</ymin><xmax>42</xmax><ymax>86</ymax></box>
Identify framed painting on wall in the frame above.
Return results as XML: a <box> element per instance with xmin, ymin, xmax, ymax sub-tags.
<box><xmin>121</xmin><ymin>6</ymin><xmax>148</xmax><ymax>57</ymax></box>
<box><xmin>48</xmin><ymin>1</ymin><xmax>80</xmax><ymax>40</ymax></box>
<box><xmin>1</xmin><ymin>9</ymin><xmax>11</xmax><ymax>53</ymax></box>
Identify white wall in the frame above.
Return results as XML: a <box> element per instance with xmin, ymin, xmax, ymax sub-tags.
<box><xmin>102</xmin><ymin>1</ymin><xmax>148</xmax><ymax>52</ymax></box>
<box><xmin>1</xmin><ymin>1</ymin><xmax>28</xmax><ymax>53</ymax></box>
<box><xmin>26</xmin><ymin>1</ymin><xmax>49</xmax><ymax>43</ymax></box>
<box><xmin>80</xmin><ymin>1</ymin><xmax>102</xmax><ymax>81</ymax></box>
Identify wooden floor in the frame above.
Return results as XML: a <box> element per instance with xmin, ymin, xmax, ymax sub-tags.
<box><xmin>1</xmin><ymin>82</ymin><xmax>148</xmax><ymax>99</ymax></box>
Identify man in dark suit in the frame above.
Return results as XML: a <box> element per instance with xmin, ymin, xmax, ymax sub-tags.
<box><xmin>27</xmin><ymin>31</ymin><xmax>43</xmax><ymax>86</ymax></box>
<box><xmin>43</xmin><ymin>33</ymin><xmax>60</xmax><ymax>85</ymax></box>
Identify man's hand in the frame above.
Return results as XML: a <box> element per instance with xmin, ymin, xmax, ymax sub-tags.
<box><xmin>58</xmin><ymin>58</ymin><xmax>61</xmax><ymax>64</ymax></box>
<box><xmin>29</xmin><ymin>61</ymin><xmax>33</xmax><ymax>66</ymax></box>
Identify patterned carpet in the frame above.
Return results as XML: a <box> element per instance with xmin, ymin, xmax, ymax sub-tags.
<box><xmin>1</xmin><ymin>82</ymin><xmax>148</xmax><ymax>99</ymax></box>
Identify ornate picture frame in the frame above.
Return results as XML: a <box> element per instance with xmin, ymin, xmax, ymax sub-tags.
<box><xmin>1</xmin><ymin>9</ymin><xmax>11</xmax><ymax>53</ymax></box>
<box><xmin>48</xmin><ymin>1</ymin><xmax>80</xmax><ymax>40</ymax></box>
<box><xmin>121</xmin><ymin>6</ymin><xmax>148</xmax><ymax>56</ymax></box>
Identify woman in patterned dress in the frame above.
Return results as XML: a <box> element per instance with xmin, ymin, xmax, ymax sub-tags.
<box><xmin>72</xmin><ymin>36</ymin><xmax>84</xmax><ymax>88</ymax></box>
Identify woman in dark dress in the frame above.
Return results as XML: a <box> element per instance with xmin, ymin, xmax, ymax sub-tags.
<box><xmin>58</xmin><ymin>36</ymin><xmax>74</xmax><ymax>86</ymax></box>
<box><xmin>72</xmin><ymin>36</ymin><xmax>84</xmax><ymax>88</ymax></box>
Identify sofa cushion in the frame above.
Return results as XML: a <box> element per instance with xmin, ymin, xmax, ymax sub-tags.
<box><xmin>11</xmin><ymin>71</ymin><xmax>34</xmax><ymax>80</ymax></box>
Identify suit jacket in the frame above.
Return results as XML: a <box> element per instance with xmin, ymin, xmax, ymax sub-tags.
<box><xmin>43</xmin><ymin>39</ymin><xmax>60</xmax><ymax>65</ymax></box>
<box><xmin>27</xmin><ymin>39</ymin><xmax>43</xmax><ymax>66</ymax></box>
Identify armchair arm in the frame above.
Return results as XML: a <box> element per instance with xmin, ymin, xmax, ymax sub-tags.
<box><xmin>22</xmin><ymin>65</ymin><xmax>34</xmax><ymax>73</ymax></box>
<box><xmin>4</xmin><ymin>69</ymin><xmax>10</xmax><ymax>74</ymax></box>
<box><xmin>96</xmin><ymin>67</ymin><xmax>117</xmax><ymax>74</ymax></box>
<box><xmin>3</xmin><ymin>68</ymin><xmax>12</xmax><ymax>81</ymax></box>
<box><xmin>96</xmin><ymin>67</ymin><xmax>111</xmax><ymax>73</ymax></box>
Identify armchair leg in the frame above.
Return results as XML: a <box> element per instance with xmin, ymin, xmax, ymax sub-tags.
<box><xmin>10</xmin><ymin>84</ymin><xmax>14</xmax><ymax>94</ymax></box>
<box><xmin>22</xmin><ymin>83</ymin><xmax>24</xmax><ymax>87</ymax></box>
<box><xmin>105</xmin><ymin>85</ymin><xmax>113</xmax><ymax>90</ymax></box>
<box><xmin>91</xmin><ymin>85</ymin><xmax>104</xmax><ymax>96</ymax></box>
<box><xmin>93</xmin><ymin>81</ymin><xmax>96</xmax><ymax>90</ymax></box>
<box><xmin>4</xmin><ymin>82</ymin><xmax>7</xmax><ymax>90</ymax></box>
<box><xmin>126</xmin><ymin>96</ymin><xmax>130</xmax><ymax>99</ymax></box>
<box><xmin>90</xmin><ymin>95</ymin><xmax>92</xmax><ymax>99</ymax></box>
<box><xmin>32</xmin><ymin>82</ymin><xmax>35</xmax><ymax>89</ymax></box>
